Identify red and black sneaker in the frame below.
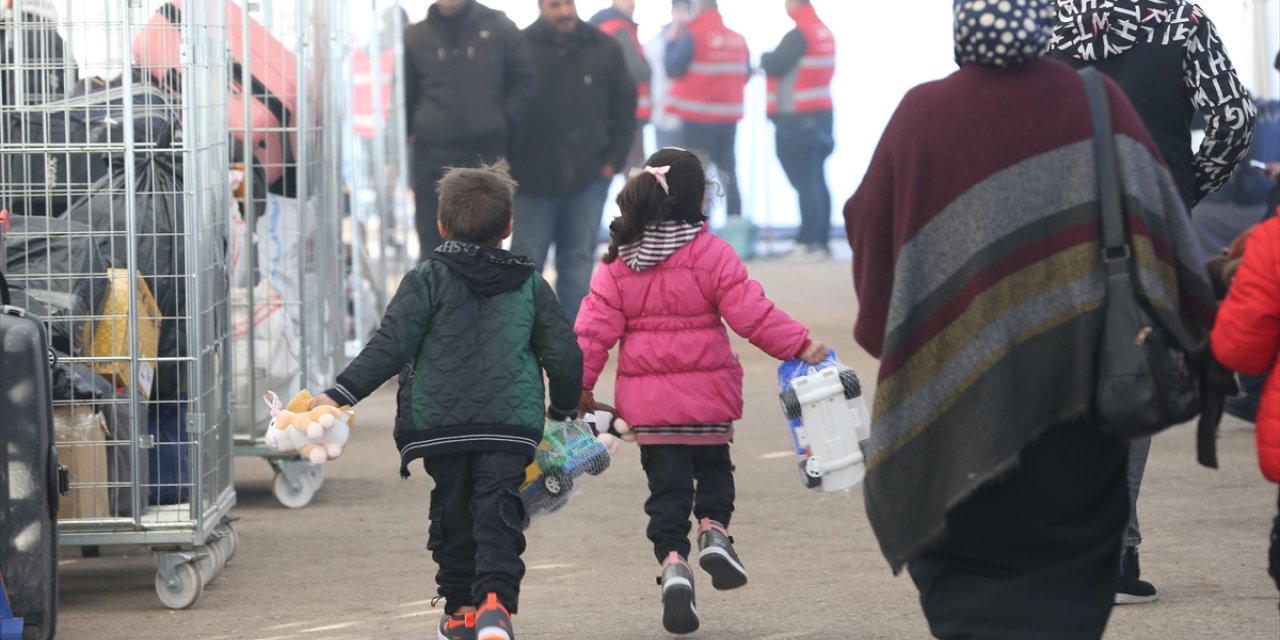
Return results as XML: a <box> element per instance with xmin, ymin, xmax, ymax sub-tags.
<box><xmin>437</xmin><ymin>611</ymin><xmax>476</xmax><ymax>640</ymax></box>
<box><xmin>475</xmin><ymin>593</ymin><xmax>515</xmax><ymax>640</ymax></box>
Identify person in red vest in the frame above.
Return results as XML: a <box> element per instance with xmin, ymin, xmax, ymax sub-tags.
<box><xmin>761</xmin><ymin>0</ymin><xmax>835</xmax><ymax>261</ymax></box>
<box><xmin>666</xmin><ymin>0</ymin><xmax>753</xmax><ymax>256</ymax></box>
<box><xmin>590</xmin><ymin>0</ymin><xmax>652</xmax><ymax>172</ymax></box>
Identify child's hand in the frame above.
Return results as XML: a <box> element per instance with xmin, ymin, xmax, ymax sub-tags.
<box><xmin>310</xmin><ymin>393</ymin><xmax>339</xmax><ymax>410</ymax></box>
<box><xmin>799</xmin><ymin>339</ymin><xmax>828</xmax><ymax>365</ymax></box>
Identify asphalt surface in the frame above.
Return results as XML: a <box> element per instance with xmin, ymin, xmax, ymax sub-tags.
<box><xmin>55</xmin><ymin>258</ymin><xmax>1280</xmax><ymax>639</ymax></box>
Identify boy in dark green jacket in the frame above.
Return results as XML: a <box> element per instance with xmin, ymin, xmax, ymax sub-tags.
<box><xmin>314</xmin><ymin>161</ymin><xmax>582</xmax><ymax>640</ymax></box>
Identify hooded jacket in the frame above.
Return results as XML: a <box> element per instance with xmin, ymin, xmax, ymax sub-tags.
<box><xmin>327</xmin><ymin>241</ymin><xmax>583</xmax><ymax>475</ymax></box>
<box><xmin>575</xmin><ymin>228</ymin><xmax>810</xmax><ymax>445</ymax></box>
<box><xmin>1211</xmin><ymin>217</ymin><xmax>1280</xmax><ymax>483</ymax></box>
<box><xmin>1050</xmin><ymin>0</ymin><xmax>1256</xmax><ymax>205</ymax></box>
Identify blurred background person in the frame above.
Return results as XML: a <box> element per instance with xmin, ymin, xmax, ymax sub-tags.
<box><xmin>645</xmin><ymin>0</ymin><xmax>693</xmax><ymax>152</ymax></box>
<box><xmin>760</xmin><ymin>0</ymin><xmax>835</xmax><ymax>262</ymax></box>
<box><xmin>510</xmin><ymin>0</ymin><xmax>637</xmax><ymax>323</ymax></box>
<box><xmin>404</xmin><ymin>0</ymin><xmax>536</xmax><ymax>255</ymax></box>
<box><xmin>590</xmin><ymin>0</ymin><xmax>651</xmax><ymax>172</ymax></box>
<box><xmin>1051</xmin><ymin>0</ymin><xmax>1257</xmax><ymax>606</ymax></box>
<box><xmin>666</xmin><ymin>0</ymin><xmax>753</xmax><ymax>257</ymax></box>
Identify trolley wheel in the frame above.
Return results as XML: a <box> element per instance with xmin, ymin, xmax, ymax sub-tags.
<box><xmin>307</xmin><ymin>462</ymin><xmax>325</xmax><ymax>489</ymax></box>
<box><xmin>80</xmin><ymin>545</ymin><xmax>101</xmax><ymax>558</ymax></box>
<box><xmin>839</xmin><ymin>369</ymin><xmax>862</xmax><ymax>399</ymax></box>
<box><xmin>195</xmin><ymin>544</ymin><xmax>224</xmax><ymax>587</ymax></box>
<box><xmin>214</xmin><ymin>523</ymin><xmax>239</xmax><ymax>564</ymax></box>
<box><xmin>542</xmin><ymin>470</ymin><xmax>573</xmax><ymax>498</ymax></box>
<box><xmin>780</xmin><ymin>389</ymin><xmax>802</xmax><ymax>420</ymax></box>
<box><xmin>272</xmin><ymin>470</ymin><xmax>319</xmax><ymax>509</ymax></box>
<box><xmin>155</xmin><ymin>562</ymin><xmax>203</xmax><ymax>610</ymax></box>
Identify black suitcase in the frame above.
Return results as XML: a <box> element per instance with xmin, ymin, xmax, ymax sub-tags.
<box><xmin>0</xmin><ymin>281</ymin><xmax>62</xmax><ymax>640</ymax></box>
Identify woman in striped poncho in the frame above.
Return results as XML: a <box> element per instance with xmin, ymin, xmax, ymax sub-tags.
<box><xmin>844</xmin><ymin>1</ymin><xmax>1217</xmax><ymax>637</ymax></box>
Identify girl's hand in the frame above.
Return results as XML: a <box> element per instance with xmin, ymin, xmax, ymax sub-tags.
<box><xmin>799</xmin><ymin>340</ymin><xmax>828</xmax><ymax>364</ymax></box>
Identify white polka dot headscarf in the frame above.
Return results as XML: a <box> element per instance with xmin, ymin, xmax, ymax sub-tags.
<box><xmin>954</xmin><ymin>0</ymin><xmax>1056</xmax><ymax>68</ymax></box>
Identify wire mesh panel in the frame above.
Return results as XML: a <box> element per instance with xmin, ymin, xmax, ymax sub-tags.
<box><xmin>0</xmin><ymin>0</ymin><xmax>234</xmax><ymax>609</ymax></box>
<box><xmin>343</xmin><ymin>0</ymin><xmax>411</xmax><ymax>355</ymax></box>
<box><xmin>227</xmin><ymin>0</ymin><xmax>346</xmax><ymax>509</ymax></box>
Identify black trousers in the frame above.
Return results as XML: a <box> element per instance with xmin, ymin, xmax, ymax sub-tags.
<box><xmin>1270</xmin><ymin>486</ymin><xmax>1280</xmax><ymax>594</ymax></box>
<box><xmin>907</xmin><ymin>419</ymin><xmax>1128</xmax><ymax>640</ymax></box>
<box><xmin>640</xmin><ymin>444</ymin><xmax>735</xmax><ymax>563</ymax></box>
<box><xmin>424</xmin><ymin>451</ymin><xmax>529</xmax><ymax>614</ymax></box>
<box><xmin>680</xmin><ymin>121</ymin><xmax>741</xmax><ymax>217</ymax></box>
<box><xmin>412</xmin><ymin>140</ymin><xmax>505</xmax><ymax>256</ymax></box>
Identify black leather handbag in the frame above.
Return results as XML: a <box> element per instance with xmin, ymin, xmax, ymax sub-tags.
<box><xmin>1081</xmin><ymin>68</ymin><xmax>1204</xmax><ymax>441</ymax></box>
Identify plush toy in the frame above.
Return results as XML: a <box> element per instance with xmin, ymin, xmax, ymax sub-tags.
<box><xmin>581</xmin><ymin>401</ymin><xmax>634</xmax><ymax>455</ymax></box>
<box><xmin>263</xmin><ymin>390</ymin><xmax>354</xmax><ymax>464</ymax></box>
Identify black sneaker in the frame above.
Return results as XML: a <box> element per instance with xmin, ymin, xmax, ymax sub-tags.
<box><xmin>697</xmin><ymin>518</ymin><xmax>748</xmax><ymax>590</ymax></box>
<box><xmin>1115</xmin><ymin>547</ymin><xmax>1159</xmax><ymax>604</ymax></box>
<box><xmin>438</xmin><ymin>611</ymin><xmax>476</xmax><ymax>640</ymax></box>
<box><xmin>475</xmin><ymin>593</ymin><xmax>515</xmax><ymax>640</ymax></box>
<box><xmin>658</xmin><ymin>551</ymin><xmax>700</xmax><ymax>634</ymax></box>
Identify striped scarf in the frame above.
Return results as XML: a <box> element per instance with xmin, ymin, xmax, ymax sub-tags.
<box><xmin>618</xmin><ymin>221</ymin><xmax>702</xmax><ymax>271</ymax></box>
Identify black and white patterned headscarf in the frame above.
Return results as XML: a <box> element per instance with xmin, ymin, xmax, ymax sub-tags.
<box><xmin>954</xmin><ymin>0</ymin><xmax>1056</xmax><ymax>68</ymax></box>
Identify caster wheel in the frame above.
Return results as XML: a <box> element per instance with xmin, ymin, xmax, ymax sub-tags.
<box><xmin>214</xmin><ymin>523</ymin><xmax>238</xmax><ymax>564</ymax></box>
<box><xmin>272</xmin><ymin>470</ymin><xmax>318</xmax><ymax>509</ymax></box>
<box><xmin>195</xmin><ymin>544</ymin><xmax>224</xmax><ymax>587</ymax></box>
<box><xmin>155</xmin><ymin>562</ymin><xmax>203</xmax><ymax>609</ymax></box>
<box><xmin>80</xmin><ymin>545</ymin><xmax>101</xmax><ymax>558</ymax></box>
<box><xmin>307</xmin><ymin>463</ymin><xmax>325</xmax><ymax>488</ymax></box>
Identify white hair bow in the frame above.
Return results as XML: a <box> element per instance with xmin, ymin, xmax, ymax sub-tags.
<box><xmin>629</xmin><ymin>164</ymin><xmax>672</xmax><ymax>195</ymax></box>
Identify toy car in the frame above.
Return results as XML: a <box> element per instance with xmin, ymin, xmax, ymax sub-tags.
<box><xmin>519</xmin><ymin>418</ymin><xmax>611</xmax><ymax>522</ymax></box>
<box><xmin>778</xmin><ymin>350</ymin><xmax>871</xmax><ymax>493</ymax></box>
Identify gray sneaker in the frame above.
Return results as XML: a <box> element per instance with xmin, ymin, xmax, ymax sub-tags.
<box><xmin>697</xmin><ymin>518</ymin><xmax>748</xmax><ymax>590</ymax></box>
<box><xmin>657</xmin><ymin>551</ymin><xmax>699</xmax><ymax>634</ymax></box>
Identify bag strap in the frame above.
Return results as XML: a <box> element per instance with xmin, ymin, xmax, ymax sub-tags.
<box><xmin>1080</xmin><ymin>68</ymin><xmax>1130</xmax><ymax>275</ymax></box>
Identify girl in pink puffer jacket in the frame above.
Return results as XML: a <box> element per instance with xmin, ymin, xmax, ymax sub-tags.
<box><xmin>574</xmin><ymin>147</ymin><xmax>826</xmax><ymax>635</ymax></box>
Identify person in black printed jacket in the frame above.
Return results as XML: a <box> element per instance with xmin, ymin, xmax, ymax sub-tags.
<box><xmin>404</xmin><ymin>0</ymin><xmax>537</xmax><ymax>255</ymax></box>
<box><xmin>1050</xmin><ymin>0</ymin><xmax>1257</xmax><ymax>607</ymax></box>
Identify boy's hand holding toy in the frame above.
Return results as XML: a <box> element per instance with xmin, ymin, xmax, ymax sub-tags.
<box><xmin>264</xmin><ymin>389</ymin><xmax>355</xmax><ymax>464</ymax></box>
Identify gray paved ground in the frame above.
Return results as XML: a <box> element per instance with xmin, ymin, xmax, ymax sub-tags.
<box><xmin>56</xmin><ymin>259</ymin><xmax>1279</xmax><ymax>639</ymax></box>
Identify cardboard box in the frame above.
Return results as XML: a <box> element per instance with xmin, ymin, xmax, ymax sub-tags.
<box><xmin>53</xmin><ymin>406</ymin><xmax>111</xmax><ymax>520</ymax></box>
<box><xmin>86</xmin><ymin>268</ymin><xmax>161</xmax><ymax>396</ymax></box>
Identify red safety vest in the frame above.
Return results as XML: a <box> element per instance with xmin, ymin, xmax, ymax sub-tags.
<box><xmin>766</xmin><ymin>3</ymin><xmax>835</xmax><ymax>116</ymax></box>
<box><xmin>668</xmin><ymin>10</ymin><xmax>749</xmax><ymax>124</ymax></box>
<box><xmin>596</xmin><ymin>16</ymin><xmax>652</xmax><ymax>122</ymax></box>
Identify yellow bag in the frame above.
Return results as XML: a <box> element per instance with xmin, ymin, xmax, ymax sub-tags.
<box><xmin>86</xmin><ymin>268</ymin><xmax>161</xmax><ymax>395</ymax></box>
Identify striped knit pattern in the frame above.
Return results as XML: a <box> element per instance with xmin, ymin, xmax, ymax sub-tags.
<box><xmin>846</xmin><ymin>60</ymin><xmax>1216</xmax><ymax>572</ymax></box>
<box><xmin>619</xmin><ymin>221</ymin><xmax>703</xmax><ymax>271</ymax></box>
<box><xmin>632</xmin><ymin>422</ymin><xmax>733</xmax><ymax>446</ymax></box>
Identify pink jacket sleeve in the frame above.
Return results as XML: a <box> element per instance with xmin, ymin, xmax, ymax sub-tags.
<box><xmin>574</xmin><ymin>263</ymin><xmax>627</xmax><ymax>391</ymax></box>
<box><xmin>1211</xmin><ymin>220</ymin><xmax>1280</xmax><ymax>376</ymax></box>
<box><xmin>709</xmin><ymin>238</ymin><xmax>811</xmax><ymax>361</ymax></box>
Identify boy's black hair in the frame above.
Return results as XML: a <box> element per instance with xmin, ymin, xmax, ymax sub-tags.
<box><xmin>604</xmin><ymin>147</ymin><xmax>710</xmax><ymax>264</ymax></box>
<box><xmin>436</xmin><ymin>160</ymin><xmax>517</xmax><ymax>248</ymax></box>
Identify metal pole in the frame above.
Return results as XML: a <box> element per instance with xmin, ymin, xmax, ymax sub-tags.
<box><xmin>296</xmin><ymin>0</ymin><xmax>312</xmax><ymax>384</ymax></box>
<box><xmin>123</xmin><ymin>0</ymin><xmax>145</xmax><ymax>527</ymax></box>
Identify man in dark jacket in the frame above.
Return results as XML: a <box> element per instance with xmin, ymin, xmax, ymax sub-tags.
<box><xmin>1051</xmin><ymin>0</ymin><xmax>1257</xmax><ymax>606</ymax></box>
<box><xmin>404</xmin><ymin>0</ymin><xmax>537</xmax><ymax>256</ymax></box>
<box><xmin>510</xmin><ymin>0</ymin><xmax>637</xmax><ymax>323</ymax></box>
<box><xmin>315</xmin><ymin>162</ymin><xmax>582</xmax><ymax>640</ymax></box>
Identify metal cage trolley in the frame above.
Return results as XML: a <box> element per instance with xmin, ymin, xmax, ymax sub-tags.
<box><xmin>222</xmin><ymin>0</ymin><xmax>346</xmax><ymax>509</ymax></box>
<box><xmin>0</xmin><ymin>0</ymin><xmax>236</xmax><ymax>609</ymax></box>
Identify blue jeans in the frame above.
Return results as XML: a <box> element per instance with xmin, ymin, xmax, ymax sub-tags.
<box><xmin>1125</xmin><ymin>437</ymin><xmax>1150</xmax><ymax>550</ymax></box>
<box><xmin>424</xmin><ymin>451</ymin><xmax>530</xmax><ymax>615</ymax></box>
<box><xmin>775</xmin><ymin>112</ymin><xmax>834</xmax><ymax>248</ymax></box>
<box><xmin>510</xmin><ymin>178</ymin><xmax>611</xmax><ymax>323</ymax></box>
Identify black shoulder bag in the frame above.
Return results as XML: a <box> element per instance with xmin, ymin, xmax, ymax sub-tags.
<box><xmin>1081</xmin><ymin>67</ymin><xmax>1205</xmax><ymax>441</ymax></box>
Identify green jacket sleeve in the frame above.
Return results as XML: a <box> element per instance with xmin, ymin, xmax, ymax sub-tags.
<box><xmin>328</xmin><ymin>270</ymin><xmax>433</xmax><ymax>405</ymax></box>
<box><xmin>530</xmin><ymin>275</ymin><xmax>584</xmax><ymax>415</ymax></box>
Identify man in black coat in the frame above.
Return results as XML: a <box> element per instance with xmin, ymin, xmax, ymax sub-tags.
<box><xmin>509</xmin><ymin>0</ymin><xmax>637</xmax><ymax>324</ymax></box>
<box><xmin>404</xmin><ymin>0</ymin><xmax>537</xmax><ymax>255</ymax></box>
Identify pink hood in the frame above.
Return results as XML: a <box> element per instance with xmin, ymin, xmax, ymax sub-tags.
<box><xmin>575</xmin><ymin>229</ymin><xmax>810</xmax><ymax>436</ymax></box>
